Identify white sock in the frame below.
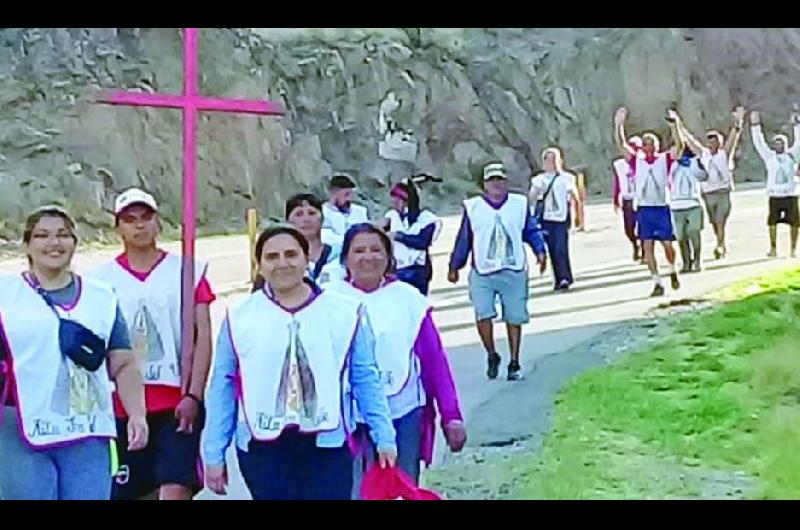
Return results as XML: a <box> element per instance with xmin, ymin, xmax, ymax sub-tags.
<box><xmin>653</xmin><ymin>274</ymin><xmax>663</xmax><ymax>287</ymax></box>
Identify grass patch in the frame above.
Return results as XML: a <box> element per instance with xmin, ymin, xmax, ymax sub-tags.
<box><xmin>516</xmin><ymin>265</ymin><xmax>800</xmax><ymax>499</ymax></box>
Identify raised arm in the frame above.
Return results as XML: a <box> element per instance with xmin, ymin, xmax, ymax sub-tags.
<box><xmin>666</xmin><ymin>118</ymin><xmax>683</xmax><ymax>159</ymax></box>
<box><xmin>725</xmin><ymin>106</ymin><xmax>746</xmax><ymax>163</ymax></box>
<box><xmin>670</xmin><ymin>110</ymin><xmax>705</xmax><ymax>155</ymax></box>
<box><xmin>750</xmin><ymin>110</ymin><xmax>772</xmax><ymax>162</ymax></box>
<box><xmin>613</xmin><ymin>107</ymin><xmax>635</xmax><ymax>161</ymax></box>
<box><xmin>788</xmin><ymin>110</ymin><xmax>800</xmax><ymax>159</ymax></box>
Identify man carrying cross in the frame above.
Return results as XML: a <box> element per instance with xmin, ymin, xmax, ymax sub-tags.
<box><xmin>95</xmin><ymin>28</ymin><xmax>284</xmax><ymax>498</ymax></box>
<box><xmin>88</xmin><ymin>189</ymin><xmax>216</xmax><ymax>500</ymax></box>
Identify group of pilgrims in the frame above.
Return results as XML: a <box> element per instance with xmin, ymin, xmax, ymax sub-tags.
<box><xmin>1</xmin><ymin>102</ymin><xmax>799</xmax><ymax>501</ymax></box>
<box><xmin>611</xmin><ymin>105</ymin><xmax>800</xmax><ymax>297</ymax></box>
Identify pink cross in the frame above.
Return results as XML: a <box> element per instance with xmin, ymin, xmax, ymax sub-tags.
<box><xmin>97</xmin><ymin>28</ymin><xmax>284</xmax><ymax>393</ymax></box>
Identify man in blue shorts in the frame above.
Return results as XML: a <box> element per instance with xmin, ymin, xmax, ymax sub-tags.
<box><xmin>614</xmin><ymin>107</ymin><xmax>682</xmax><ymax>297</ymax></box>
<box><xmin>448</xmin><ymin>163</ymin><xmax>547</xmax><ymax>381</ymax></box>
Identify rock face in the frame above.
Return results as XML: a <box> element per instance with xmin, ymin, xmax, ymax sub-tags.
<box><xmin>2</xmin><ymin>27</ymin><xmax>800</xmax><ymax>244</ymax></box>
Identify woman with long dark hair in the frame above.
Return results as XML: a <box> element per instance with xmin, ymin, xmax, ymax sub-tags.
<box><xmin>383</xmin><ymin>175</ymin><xmax>442</xmax><ymax>295</ymax></box>
<box><xmin>328</xmin><ymin>223</ymin><xmax>465</xmax><ymax>488</ymax></box>
<box><xmin>203</xmin><ymin>225</ymin><xmax>396</xmax><ymax>500</ymax></box>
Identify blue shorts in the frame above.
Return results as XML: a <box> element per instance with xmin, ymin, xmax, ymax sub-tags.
<box><xmin>468</xmin><ymin>268</ymin><xmax>530</xmax><ymax>325</ymax></box>
<box><xmin>637</xmin><ymin>206</ymin><xmax>676</xmax><ymax>241</ymax></box>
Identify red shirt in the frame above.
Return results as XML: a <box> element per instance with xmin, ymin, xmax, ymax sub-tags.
<box><xmin>111</xmin><ymin>251</ymin><xmax>216</xmax><ymax>418</ymax></box>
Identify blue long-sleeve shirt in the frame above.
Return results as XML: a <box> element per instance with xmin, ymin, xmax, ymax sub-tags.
<box><xmin>202</xmin><ymin>311</ymin><xmax>397</xmax><ymax>467</ymax></box>
<box><xmin>394</xmin><ymin>224</ymin><xmax>436</xmax><ymax>251</ymax></box>
<box><xmin>449</xmin><ymin>195</ymin><xmax>547</xmax><ymax>273</ymax></box>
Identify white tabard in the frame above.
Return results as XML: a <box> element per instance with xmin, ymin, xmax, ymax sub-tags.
<box><xmin>464</xmin><ymin>193</ymin><xmax>528</xmax><ymax>275</ymax></box>
<box><xmin>0</xmin><ymin>274</ymin><xmax>117</xmax><ymax>448</ymax></box>
<box><xmin>226</xmin><ymin>289</ymin><xmax>361</xmax><ymax>441</ymax></box>
<box><xmin>88</xmin><ymin>253</ymin><xmax>206</xmax><ymax>388</ymax></box>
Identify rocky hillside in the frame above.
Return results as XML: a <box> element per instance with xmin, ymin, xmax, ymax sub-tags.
<box><xmin>2</xmin><ymin>27</ymin><xmax>800</xmax><ymax>245</ymax></box>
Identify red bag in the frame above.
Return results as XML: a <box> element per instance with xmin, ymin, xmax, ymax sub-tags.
<box><xmin>360</xmin><ymin>464</ymin><xmax>442</xmax><ymax>500</ymax></box>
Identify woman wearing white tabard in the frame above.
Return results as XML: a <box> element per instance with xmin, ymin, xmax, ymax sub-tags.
<box><xmin>203</xmin><ymin>225</ymin><xmax>397</xmax><ymax>500</ymax></box>
<box><xmin>327</xmin><ymin>223</ymin><xmax>466</xmax><ymax>490</ymax></box>
<box><xmin>0</xmin><ymin>206</ymin><xmax>147</xmax><ymax>500</ymax></box>
<box><xmin>382</xmin><ymin>176</ymin><xmax>443</xmax><ymax>295</ymax></box>
<box><xmin>252</xmin><ymin>193</ymin><xmax>347</xmax><ymax>293</ymax></box>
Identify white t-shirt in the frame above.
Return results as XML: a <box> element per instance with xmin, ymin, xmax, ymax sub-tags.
<box><xmin>699</xmin><ymin>148</ymin><xmax>732</xmax><ymax>194</ymax></box>
<box><xmin>529</xmin><ymin>171</ymin><xmax>578</xmax><ymax>223</ymax></box>
<box><xmin>752</xmin><ymin>124</ymin><xmax>800</xmax><ymax>197</ymax></box>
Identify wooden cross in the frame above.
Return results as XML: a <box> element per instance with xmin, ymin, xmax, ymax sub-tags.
<box><xmin>97</xmin><ymin>28</ymin><xmax>284</xmax><ymax>392</ymax></box>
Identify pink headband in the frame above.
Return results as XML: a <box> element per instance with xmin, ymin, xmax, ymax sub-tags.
<box><xmin>390</xmin><ymin>184</ymin><xmax>409</xmax><ymax>201</ymax></box>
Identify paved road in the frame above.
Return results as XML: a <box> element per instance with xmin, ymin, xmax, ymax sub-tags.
<box><xmin>2</xmin><ymin>184</ymin><xmax>796</xmax><ymax>499</ymax></box>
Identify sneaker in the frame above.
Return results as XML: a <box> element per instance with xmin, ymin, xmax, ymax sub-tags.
<box><xmin>650</xmin><ymin>284</ymin><xmax>665</xmax><ymax>297</ymax></box>
<box><xmin>556</xmin><ymin>280</ymin><xmax>571</xmax><ymax>292</ymax></box>
<box><xmin>791</xmin><ymin>249</ymin><xmax>797</xmax><ymax>258</ymax></box>
<box><xmin>692</xmin><ymin>260</ymin><xmax>703</xmax><ymax>273</ymax></box>
<box><xmin>680</xmin><ymin>262</ymin><xmax>692</xmax><ymax>274</ymax></box>
<box><xmin>767</xmin><ymin>249</ymin><xmax>777</xmax><ymax>258</ymax></box>
<box><xmin>670</xmin><ymin>272</ymin><xmax>680</xmax><ymax>290</ymax></box>
<box><xmin>507</xmin><ymin>362</ymin><xmax>523</xmax><ymax>381</ymax></box>
<box><xmin>487</xmin><ymin>352</ymin><xmax>501</xmax><ymax>380</ymax></box>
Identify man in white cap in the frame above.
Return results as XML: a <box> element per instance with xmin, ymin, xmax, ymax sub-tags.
<box><xmin>750</xmin><ymin>110</ymin><xmax>800</xmax><ymax>258</ymax></box>
<box><xmin>321</xmin><ymin>174</ymin><xmax>370</xmax><ymax>246</ymax></box>
<box><xmin>87</xmin><ymin>188</ymin><xmax>215</xmax><ymax>500</ymax></box>
<box><xmin>448</xmin><ymin>163</ymin><xmax>547</xmax><ymax>381</ymax></box>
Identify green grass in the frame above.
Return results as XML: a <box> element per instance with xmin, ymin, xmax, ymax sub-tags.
<box><xmin>516</xmin><ymin>265</ymin><xmax>800</xmax><ymax>499</ymax></box>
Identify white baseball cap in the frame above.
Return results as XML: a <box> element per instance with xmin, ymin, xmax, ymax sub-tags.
<box><xmin>482</xmin><ymin>162</ymin><xmax>507</xmax><ymax>181</ymax></box>
<box><xmin>114</xmin><ymin>188</ymin><xmax>158</xmax><ymax>215</ymax></box>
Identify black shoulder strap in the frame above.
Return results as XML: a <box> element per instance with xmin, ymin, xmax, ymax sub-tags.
<box><xmin>312</xmin><ymin>245</ymin><xmax>333</xmax><ymax>280</ymax></box>
<box><xmin>542</xmin><ymin>173</ymin><xmax>558</xmax><ymax>200</ymax></box>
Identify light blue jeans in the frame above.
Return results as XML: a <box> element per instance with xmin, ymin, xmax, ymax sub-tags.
<box><xmin>0</xmin><ymin>406</ymin><xmax>112</xmax><ymax>500</ymax></box>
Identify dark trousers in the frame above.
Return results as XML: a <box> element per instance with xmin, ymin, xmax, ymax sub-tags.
<box><xmin>622</xmin><ymin>199</ymin><xmax>639</xmax><ymax>245</ymax></box>
<box><xmin>396</xmin><ymin>265</ymin><xmax>431</xmax><ymax>295</ymax></box>
<box><xmin>237</xmin><ymin>429</ymin><xmax>353</xmax><ymax>500</ymax></box>
<box><xmin>542</xmin><ymin>219</ymin><xmax>574</xmax><ymax>287</ymax></box>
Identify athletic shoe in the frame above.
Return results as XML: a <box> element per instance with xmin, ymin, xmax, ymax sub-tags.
<box><xmin>487</xmin><ymin>352</ymin><xmax>501</xmax><ymax>380</ymax></box>
<box><xmin>692</xmin><ymin>260</ymin><xmax>703</xmax><ymax>272</ymax></box>
<box><xmin>680</xmin><ymin>262</ymin><xmax>692</xmax><ymax>274</ymax></box>
<box><xmin>791</xmin><ymin>250</ymin><xmax>797</xmax><ymax>258</ymax></box>
<box><xmin>670</xmin><ymin>272</ymin><xmax>680</xmax><ymax>290</ymax></box>
<box><xmin>507</xmin><ymin>362</ymin><xmax>523</xmax><ymax>381</ymax></box>
<box><xmin>767</xmin><ymin>250</ymin><xmax>777</xmax><ymax>258</ymax></box>
<box><xmin>555</xmin><ymin>280</ymin><xmax>571</xmax><ymax>292</ymax></box>
<box><xmin>650</xmin><ymin>284</ymin><xmax>665</xmax><ymax>297</ymax></box>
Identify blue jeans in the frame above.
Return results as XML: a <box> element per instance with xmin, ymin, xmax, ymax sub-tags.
<box><xmin>0</xmin><ymin>406</ymin><xmax>112</xmax><ymax>500</ymax></box>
